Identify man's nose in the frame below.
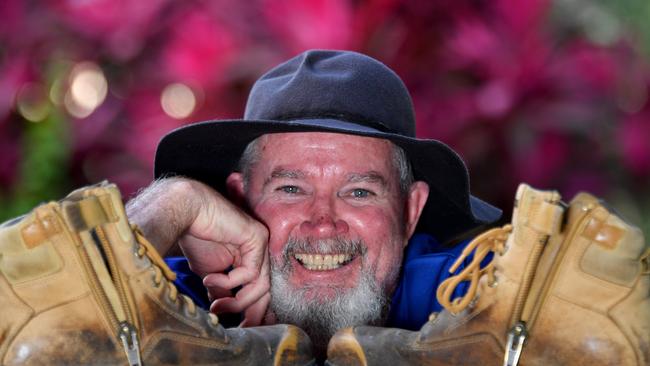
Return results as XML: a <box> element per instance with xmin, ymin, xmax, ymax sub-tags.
<box><xmin>299</xmin><ymin>196</ymin><xmax>349</xmax><ymax>238</ymax></box>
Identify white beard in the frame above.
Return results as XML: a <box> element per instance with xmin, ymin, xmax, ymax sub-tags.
<box><xmin>268</xmin><ymin>238</ymin><xmax>393</xmax><ymax>357</ymax></box>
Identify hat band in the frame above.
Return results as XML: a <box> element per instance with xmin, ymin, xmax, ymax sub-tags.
<box><xmin>268</xmin><ymin>111</ymin><xmax>395</xmax><ymax>134</ymax></box>
<box><xmin>277</xmin><ymin>118</ymin><xmax>394</xmax><ymax>135</ymax></box>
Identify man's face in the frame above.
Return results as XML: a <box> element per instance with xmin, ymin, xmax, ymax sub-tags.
<box><xmin>227</xmin><ymin>132</ymin><xmax>428</xmax><ymax>350</ymax></box>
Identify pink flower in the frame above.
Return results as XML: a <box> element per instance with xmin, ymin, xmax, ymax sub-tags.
<box><xmin>47</xmin><ymin>0</ymin><xmax>169</xmax><ymax>60</ymax></box>
<box><xmin>514</xmin><ymin>132</ymin><xmax>570</xmax><ymax>187</ymax></box>
<box><xmin>0</xmin><ymin>119</ymin><xmax>20</xmax><ymax>189</ymax></box>
<box><xmin>0</xmin><ymin>0</ymin><xmax>27</xmax><ymax>42</ymax></box>
<box><xmin>262</xmin><ymin>0</ymin><xmax>353</xmax><ymax>54</ymax></box>
<box><xmin>0</xmin><ymin>56</ymin><xmax>33</xmax><ymax>121</ymax></box>
<box><xmin>495</xmin><ymin>0</ymin><xmax>550</xmax><ymax>41</ymax></box>
<box><xmin>562</xmin><ymin>171</ymin><xmax>607</xmax><ymax>199</ymax></box>
<box><xmin>445</xmin><ymin>16</ymin><xmax>501</xmax><ymax>70</ymax></box>
<box><xmin>122</xmin><ymin>88</ymin><xmax>184</xmax><ymax>169</ymax></box>
<box><xmin>619</xmin><ymin>108</ymin><xmax>650</xmax><ymax>177</ymax></box>
<box><xmin>161</xmin><ymin>10</ymin><xmax>239</xmax><ymax>88</ymax></box>
<box><xmin>548</xmin><ymin>42</ymin><xmax>619</xmax><ymax>95</ymax></box>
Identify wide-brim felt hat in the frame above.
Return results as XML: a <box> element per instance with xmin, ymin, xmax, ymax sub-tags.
<box><xmin>155</xmin><ymin>49</ymin><xmax>501</xmax><ymax>242</ymax></box>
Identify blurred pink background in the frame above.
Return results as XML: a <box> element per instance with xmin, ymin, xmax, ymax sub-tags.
<box><xmin>1</xmin><ymin>0</ymin><xmax>649</xmax><ymax>236</ymax></box>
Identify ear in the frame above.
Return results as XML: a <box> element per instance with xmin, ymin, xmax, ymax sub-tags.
<box><xmin>226</xmin><ymin>172</ymin><xmax>246</xmax><ymax>208</ymax></box>
<box><xmin>404</xmin><ymin>181</ymin><xmax>429</xmax><ymax>242</ymax></box>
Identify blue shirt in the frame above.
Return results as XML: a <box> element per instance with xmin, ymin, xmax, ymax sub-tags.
<box><xmin>388</xmin><ymin>233</ymin><xmax>480</xmax><ymax>330</ymax></box>
<box><xmin>165</xmin><ymin>233</ymin><xmax>483</xmax><ymax>330</ymax></box>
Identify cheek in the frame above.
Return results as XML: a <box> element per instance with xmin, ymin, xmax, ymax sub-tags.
<box><xmin>367</xmin><ymin>232</ymin><xmax>404</xmax><ymax>292</ymax></box>
<box><xmin>352</xmin><ymin>208</ymin><xmax>405</xmax><ymax>278</ymax></box>
<box><xmin>378</xmin><ymin>247</ymin><xmax>403</xmax><ymax>292</ymax></box>
<box><xmin>252</xmin><ymin>202</ymin><xmax>302</xmax><ymax>258</ymax></box>
<box><xmin>349</xmin><ymin>206</ymin><xmax>403</xmax><ymax>243</ymax></box>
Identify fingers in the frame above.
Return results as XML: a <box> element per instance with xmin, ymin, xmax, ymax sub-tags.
<box><xmin>180</xmin><ymin>236</ymin><xmax>236</xmax><ymax>277</ymax></box>
<box><xmin>240</xmin><ymin>293</ymin><xmax>271</xmax><ymax>327</ymax></box>
<box><xmin>208</xmin><ymin>249</ymin><xmax>271</xmax><ymax>326</ymax></box>
<box><xmin>209</xmin><ymin>278</ymin><xmax>270</xmax><ymax>315</ymax></box>
<box><xmin>155</xmin><ymin>178</ymin><xmax>272</xmax><ymax>325</ymax></box>
<box><xmin>206</xmin><ymin>285</ymin><xmax>232</xmax><ymax>302</ymax></box>
<box><xmin>187</xmin><ymin>186</ymin><xmax>269</xmax><ymax>284</ymax></box>
<box><xmin>203</xmin><ymin>266</ymin><xmax>256</xmax><ymax>290</ymax></box>
<box><xmin>191</xmin><ymin>184</ymin><xmax>269</xmax><ymax>252</ymax></box>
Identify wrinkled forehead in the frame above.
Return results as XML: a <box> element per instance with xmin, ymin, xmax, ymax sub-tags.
<box><xmin>259</xmin><ymin>131</ymin><xmax>393</xmax><ymax>149</ymax></box>
<box><xmin>257</xmin><ymin>132</ymin><xmax>396</xmax><ymax>171</ymax></box>
<box><xmin>240</xmin><ymin>132</ymin><xmax>399</xmax><ymax>181</ymax></box>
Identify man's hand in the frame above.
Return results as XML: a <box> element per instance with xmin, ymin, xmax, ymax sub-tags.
<box><xmin>125</xmin><ymin>177</ymin><xmax>270</xmax><ymax>326</ymax></box>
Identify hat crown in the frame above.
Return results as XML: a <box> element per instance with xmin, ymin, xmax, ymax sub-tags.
<box><xmin>244</xmin><ymin>50</ymin><xmax>416</xmax><ymax>137</ymax></box>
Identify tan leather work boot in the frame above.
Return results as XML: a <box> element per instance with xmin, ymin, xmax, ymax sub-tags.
<box><xmin>0</xmin><ymin>182</ymin><xmax>314</xmax><ymax>365</ymax></box>
<box><xmin>327</xmin><ymin>184</ymin><xmax>650</xmax><ymax>365</ymax></box>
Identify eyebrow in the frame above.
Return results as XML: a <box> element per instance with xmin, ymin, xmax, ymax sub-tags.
<box><xmin>347</xmin><ymin>171</ymin><xmax>388</xmax><ymax>188</ymax></box>
<box><xmin>262</xmin><ymin>169</ymin><xmax>388</xmax><ymax>189</ymax></box>
<box><xmin>263</xmin><ymin>168</ymin><xmax>306</xmax><ymax>187</ymax></box>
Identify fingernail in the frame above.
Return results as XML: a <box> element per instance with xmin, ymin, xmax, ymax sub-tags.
<box><xmin>203</xmin><ymin>277</ymin><xmax>215</xmax><ymax>287</ymax></box>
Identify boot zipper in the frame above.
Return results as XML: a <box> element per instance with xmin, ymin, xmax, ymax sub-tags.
<box><xmin>507</xmin><ymin>232</ymin><xmax>551</xmax><ymax>327</ymax></box>
<box><xmin>503</xmin><ymin>201</ymin><xmax>594</xmax><ymax>366</ymax></box>
<box><xmin>522</xmin><ymin>202</ymin><xmax>594</xmax><ymax>326</ymax></box>
<box><xmin>95</xmin><ymin>226</ymin><xmax>142</xmax><ymax>365</ymax></box>
<box><xmin>503</xmin><ymin>321</ymin><xmax>527</xmax><ymax>366</ymax></box>
<box><xmin>94</xmin><ymin>226</ymin><xmax>138</xmax><ymax>330</ymax></box>
<box><xmin>70</xmin><ymin>223</ymin><xmax>142</xmax><ymax>365</ymax></box>
<box><xmin>118</xmin><ymin>321</ymin><xmax>143</xmax><ymax>366</ymax></box>
<box><xmin>502</xmin><ymin>232</ymin><xmax>552</xmax><ymax>366</ymax></box>
<box><xmin>507</xmin><ymin>193</ymin><xmax>562</xmax><ymax>328</ymax></box>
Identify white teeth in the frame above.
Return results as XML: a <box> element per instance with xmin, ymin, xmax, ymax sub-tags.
<box><xmin>294</xmin><ymin>253</ymin><xmax>353</xmax><ymax>270</ymax></box>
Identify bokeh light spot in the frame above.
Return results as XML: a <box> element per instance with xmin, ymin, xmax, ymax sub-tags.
<box><xmin>49</xmin><ymin>77</ymin><xmax>65</xmax><ymax>106</ymax></box>
<box><xmin>17</xmin><ymin>83</ymin><xmax>51</xmax><ymax>122</ymax></box>
<box><xmin>161</xmin><ymin>83</ymin><xmax>196</xmax><ymax>119</ymax></box>
<box><xmin>65</xmin><ymin>62</ymin><xmax>108</xmax><ymax>118</ymax></box>
<box><xmin>579</xmin><ymin>5</ymin><xmax>621</xmax><ymax>46</ymax></box>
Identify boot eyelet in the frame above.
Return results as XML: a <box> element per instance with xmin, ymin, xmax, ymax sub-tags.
<box><xmin>183</xmin><ymin>305</ymin><xmax>198</xmax><ymax>319</ymax></box>
<box><xmin>428</xmin><ymin>312</ymin><xmax>439</xmax><ymax>322</ymax></box>
<box><xmin>166</xmin><ymin>291</ymin><xmax>179</xmax><ymax>306</ymax></box>
<box><xmin>134</xmin><ymin>245</ymin><xmax>146</xmax><ymax>259</ymax></box>
<box><xmin>207</xmin><ymin>313</ymin><xmax>220</xmax><ymax>327</ymax></box>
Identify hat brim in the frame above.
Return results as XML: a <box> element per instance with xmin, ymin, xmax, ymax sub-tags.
<box><xmin>154</xmin><ymin>118</ymin><xmax>501</xmax><ymax>242</ymax></box>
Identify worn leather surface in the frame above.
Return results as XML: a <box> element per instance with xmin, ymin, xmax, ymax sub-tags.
<box><xmin>327</xmin><ymin>184</ymin><xmax>650</xmax><ymax>365</ymax></box>
<box><xmin>0</xmin><ymin>181</ymin><xmax>315</xmax><ymax>365</ymax></box>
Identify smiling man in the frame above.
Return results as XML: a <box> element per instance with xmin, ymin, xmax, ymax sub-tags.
<box><xmin>126</xmin><ymin>50</ymin><xmax>500</xmax><ymax>357</ymax></box>
<box><xmin>230</xmin><ymin>132</ymin><xmax>429</xmax><ymax>350</ymax></box>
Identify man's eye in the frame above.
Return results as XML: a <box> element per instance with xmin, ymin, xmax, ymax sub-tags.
<box><xmin>279</xmin><ymin>186</ymin><xmax>300</xmax><ymax>194</ymax></box>
<box><xmin>351</xmin><ymin>189</ymin><xmax>372</xmax><ymax>198</ymax></box>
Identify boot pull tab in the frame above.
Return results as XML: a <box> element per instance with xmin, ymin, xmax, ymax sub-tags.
<box><xmin>63</xmin><ymin>194</ymin><xmax>117</xmax><ymax>233</ymax></box>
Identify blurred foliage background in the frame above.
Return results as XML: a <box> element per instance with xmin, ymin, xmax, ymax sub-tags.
<box><xmin>1</xmin><ymin>0</ymin><xmax>649</xmax><ymax>238</ymax></box>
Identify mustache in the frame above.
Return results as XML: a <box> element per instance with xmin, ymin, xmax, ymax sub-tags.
<box><xmin>282</xmin><ymin>236</ymin><xmax>367</xmax><ymax>257</ymax></box>
<box><xmin>275</xmin><ymin>236</ymin><xmax>368</xmax><ymax>272</ymax></box>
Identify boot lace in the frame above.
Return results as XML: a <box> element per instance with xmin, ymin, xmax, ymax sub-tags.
<box><xmin>436</xmin><ymin>225</ymin><xmax>512</xmax><ymax>314</ymax></box>
<box><xmin>131</xmin><ymin>225</ymin><xmax>219</xmax><ymax>326</ymax></box>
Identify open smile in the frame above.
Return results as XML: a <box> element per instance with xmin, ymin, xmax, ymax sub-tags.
<box><xmin>294</xmin><ymin>253</ymin><xmax>355</xmax><ymax>271</ymax></box>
